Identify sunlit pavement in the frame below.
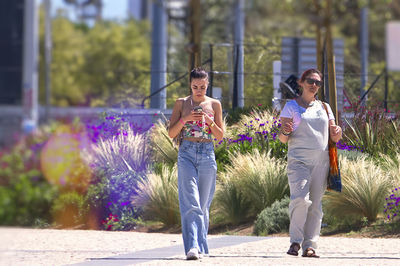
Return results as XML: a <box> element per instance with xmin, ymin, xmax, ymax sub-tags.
<box><xmin>1</xmin><ymin>227</ymin><xmax>399</xmax><ymax>266</ymax></box>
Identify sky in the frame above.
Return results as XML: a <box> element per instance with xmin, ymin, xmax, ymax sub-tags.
<box><xmin>43</xmin><ymin>0</ymin><xmax>128</xmax><ymax>21</ymax></box>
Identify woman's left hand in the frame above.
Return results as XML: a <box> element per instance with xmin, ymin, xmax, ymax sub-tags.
<box><xmin>202</xmin><ymin>112</ymin><xmax>214</xmax><ymax>125</ymax></box>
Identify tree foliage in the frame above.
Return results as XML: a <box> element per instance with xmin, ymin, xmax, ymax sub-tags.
<box><xmin>38</xmin><ymin>1</ymin><xmax>400</xmax><ymax>109</ymax></box>
<box><xmin>39</xmin><ymin>6</ymin><xmax>151</xmax><ymax>107</ymax></box>
<box><xmin>244</xmin><ymin>0</ymin><xmax>400</xmax><ymax>107</ymax></box>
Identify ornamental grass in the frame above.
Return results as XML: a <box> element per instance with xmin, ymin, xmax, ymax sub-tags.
<box><xmin>134</xmin><ymin>164</ymin><xmax>180</xmax><ymax>226</ymax></box>
<box><xmin>342</xmin><ymin>104</ymin><xmax>400</xmax><ymax>158</ymax></box>
<box><xmin>224</xmin><ymin>108</ymin><xmax>278</xmax><ymax>141</ymax></box>
<box><xmin>377</xmin><ymin>152</ymin><xmax>400</xmax><ymax>187</ymax></box>
<box><xmin>213</xmin><ymin>175</ymin><xmax>252</xmax><ymax>225</ymax></box>
<box><xmin>215</xmin><ymin>150</ymin><xmax>288</xmax><ymax>220</ymax></box>
<box><xmin>149</xmin><ymin>117</ymin><xmax>178</xmax><ymax>166</ymax></box>
<box><xmin>82</xmin><ymin>126</ymin><xmax>149</xmax><ymax>174</ymax></box>
<box><xmin>324</xmin><ymin>156</ymin><xmax>392</xmax><ymax>222</ymax></box>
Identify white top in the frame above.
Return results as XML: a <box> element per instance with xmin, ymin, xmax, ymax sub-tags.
<box><xmin>280</xmin><ymin>99</ymin><xmax>335</xmax><ymax>131</ymax></box>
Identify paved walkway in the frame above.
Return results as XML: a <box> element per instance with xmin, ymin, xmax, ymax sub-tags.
<box><xmin>1</xmin><ymin>227</ymin><xmax>399</xmax><ymax>265</ymax></box>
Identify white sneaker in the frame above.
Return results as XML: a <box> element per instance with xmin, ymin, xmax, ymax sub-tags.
<box><xmin>186</xmin><ymin>248</ymin><xmax>200</xmax><ymax>260</ymax></box>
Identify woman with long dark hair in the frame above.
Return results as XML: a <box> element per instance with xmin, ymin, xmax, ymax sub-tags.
<box><xmin>168</xmin><ymin>67</ymin><xmax>224</xmax><ymax>260</ymax></box>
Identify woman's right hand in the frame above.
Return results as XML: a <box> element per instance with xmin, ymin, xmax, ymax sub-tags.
<box><xmin>183</xmin><ymin>111</ymin><xmax>204</xmax><ymax>123</ymax></box>
<box><xmin>281</xmin><ymin>117</ymin><xmax>294</xmax><ymax>135</ymax></box>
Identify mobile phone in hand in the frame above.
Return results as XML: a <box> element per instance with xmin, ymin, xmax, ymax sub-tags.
<box><xmin>193</xmin><ymin>106</ymin><xmax>203</xmax><ymax>113</ymax></box>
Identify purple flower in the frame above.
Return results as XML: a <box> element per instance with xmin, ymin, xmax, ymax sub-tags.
<box><xmin>120</xmin><ymin>201</ymin><xmax>130</xmax><ymax>206</ymax></box>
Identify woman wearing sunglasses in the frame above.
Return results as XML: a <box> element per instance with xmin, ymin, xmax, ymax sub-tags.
<box><xmin>278</xmin><ymin>69</ymin><xmax>342</xmax><ymax>258</ymax></box>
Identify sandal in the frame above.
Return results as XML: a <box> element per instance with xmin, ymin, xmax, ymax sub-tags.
<box><xmin>287</xmin><ymin>243</ymin><xmax>300</xmax><ymax>256</ymax></box>
<box><xmin>302</xmin><ymin>248</ymin><xmax>319</xmax><ymax>258</ymax></box>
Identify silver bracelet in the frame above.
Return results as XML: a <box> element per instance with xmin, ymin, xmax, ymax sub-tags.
<box><xmin>281</xmin><ymin>131</ymin><xmax>292</xmax><ymax>136</ymax></box>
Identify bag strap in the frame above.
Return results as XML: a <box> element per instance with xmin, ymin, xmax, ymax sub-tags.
<box><xmin>179</xmin><ymin>97</ymin><xmax>187</xmax><ymax>128</ymax></box>
<box><xmin>177</xmin><ymin>97</ymin><xmax>186</xmax><ymax>145</ymax></box>
<box><xmin>180</xmin><ymin>97</ymin><xmax>185</xmax><ymax>117</ymax></box>
<box><xmin>321</xmin><ymin>101</ymin><xmax>330</xmax><ymax>133</ymax></box>
<box><xmin>321</xmin><ymin>101</ymin><xmax>337</xmax><ymax>147</ymax></box>
<box><xmin>321</xmin><ymin>101</ymin><xmax>329</xmax><ymax>117</ymax></box>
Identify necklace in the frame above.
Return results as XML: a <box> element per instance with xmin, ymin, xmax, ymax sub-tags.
<box><xmin>298</xmin><ymin>97</ymin><xmax>314</xmax><ymax>107</ymax></box>
<box><xmin>190</xmin><ymin>95</ymin><xmax>205</xmax><ymax>107</ymax></box>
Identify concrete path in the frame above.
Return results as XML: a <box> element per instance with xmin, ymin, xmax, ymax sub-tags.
<box><xmin>74</xmin><ymin>236</ymin><xmax>268</xmax><ymax>265</ymax></box>
<box><xmin>1</xmin><ymin>227</ymin><xmax>399</xmax><ymax>266</ymax></box>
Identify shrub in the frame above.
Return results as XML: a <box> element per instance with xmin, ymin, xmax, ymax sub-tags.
<box><xmin>101</xmin><ymin>206</ymin><xmax>142</xmax><ymax>231</ymax></box>
<box><xmin>221</xmin><ymin>109</ymin><xmax>287</xmax><ymax>160</ymax></box>
<box><xmin>82</xmin><ymin>112</ymin><xmax>153</xmax><ymax>230</ymax></box>
<box><xmin>40</xmin><ymin>123</ymin><xmax>92</xmax><ymax>193</ymax></box>
<box><xmin>213</xmin><ymin>176</ymin><xmax>252</xmax><ymax>225</ymax></box>
<box><xmin>133</xmin><ymin>164</ymin><xmax>180</xmax><ymax>226</ymax></box>
<box><xmin>220</xmin><ymin>150</ymin><xmax>289</xmax><ymax>218</ymax></box>
<box><xmin>384</xmin><ymin>186</ymin><xmax>400</xmax><ymax>220</ymax></box>
<box><xmin>342</xmin><ymin>103</ymin><xmax>400</xmax><ymax>158</ymax></box>
<box><xmin>0</xmin><ymin>133</ymin><xmax>58</xmax><ymax>226</ymax></box>
<box><xmin>0</xmin><ymin>171</ymin><xmax>57</xmax><ymax>226</ymax></box>
<box><xmin>214</xmin><ymin>109</ymin><xmax>288</xmax><ymax>174</ymax></box>
<box><xmin>253</xmin><ymin>197</ymin><xmax>290</xmax><ymax>235</ymax></box>
<box><xmin>224</xmin><ymin>104</ymin><xmax>270</xmax><ymax>125</ymax></box>
<box><xmin>231</xmin><ymin>108</ymin><xmax>278</xmax><ymax>136</ymax></box>
<box><xmin>214</xmin><ymin>140</ymin><xmax>231</xmax><ymax>172</ymax></box>
<box><xmin>85</xmin><ymin>170</ymin><xmax>145</xmax><ymax>230</ymax></box>
<box><xmin>324</xmin><ymin>156</ymin><xmax>392</xmax><ymax>222</ymax></box>
<box><xmin>321</xmin><ymin>203</ymin><xmax>365</xmax><ymax>234</ymax></box>
<box><xmin>337</xmin><ymin>149</ymin><xmax>365</xmax><ymax>161</ymax></box>
<box><xmin>85</xmin><ymin>112</ymin><xmax>153</xmax><ymax>144</ymax></box>
<box><xmin>51</xmin><ymin>191</ymin><xmax>87</xmax><ymax>228</ymax></box>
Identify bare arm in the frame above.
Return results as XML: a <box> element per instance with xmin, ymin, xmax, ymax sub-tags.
<box><xmin>329</xmin><ymin>120</ymin><xmax>342</xmax><ymax>143</ymax></box>
<box><xmin>168</xmin><ymin>98</ymin><xmax>203</xmax><ymax>138</ymax></box>
<box><xmin>168</xmin><ymin>99</ymin><xmax>185</xmax><ymax>139</ymax></box>
<box><xmin>278</xmin><ymin>117</ymin><xmax>293</xmax><ymax>144</ymax></box>
<box><xmin>202</xmin><ymin>100</ymin><xmax>224</xmax><ymax>141</ymax></box>
<box><xmin>211</xmin><ymin>101</ymin><xmax>224</xmax><ymax>141</ymax></box>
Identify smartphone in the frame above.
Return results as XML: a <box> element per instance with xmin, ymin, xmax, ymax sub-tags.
<box><xmin>193</xmin><ymin>106</ymin><xmax>203</xmax><ymax>113</ymax></box>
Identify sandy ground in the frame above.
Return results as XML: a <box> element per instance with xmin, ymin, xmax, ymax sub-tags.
<box><xmin>0</xmin><ymin>227</ymin><xmax>399</xmax><ymax>266</ymax></box>
<box><xmin>145</xmin><ymin>237</ymin><xmax>400</xmax><ymax>266</ymax></box>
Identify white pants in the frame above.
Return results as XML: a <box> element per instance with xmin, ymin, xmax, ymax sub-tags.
<box><xmin>287</xmin><ymin>152</ymin><xmax>328</xmax><ymax>251</ymax></box>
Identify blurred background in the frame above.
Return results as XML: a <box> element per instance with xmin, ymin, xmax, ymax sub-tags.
<box><xmin>0</xmin><ymin>0</ymin><xmax>400</xmax><ymax>232</ymax></box>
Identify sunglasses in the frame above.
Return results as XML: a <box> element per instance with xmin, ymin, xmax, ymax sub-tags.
<box><xmin>305</xmin><ymin>78</ymin><xmax>322</xmax><ymax>87</ymax></box>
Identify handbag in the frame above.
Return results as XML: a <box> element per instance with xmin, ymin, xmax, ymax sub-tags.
<box><xmin>322</xmin><ymin>102</ymin><xmax>342</xmax><ymax>192</ymax></box>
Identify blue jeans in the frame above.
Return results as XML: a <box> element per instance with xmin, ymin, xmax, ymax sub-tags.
<box><xmin>178</xmin><ymin>140</ymin><xmax>217</xmax><ymax>255</ymax></box>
